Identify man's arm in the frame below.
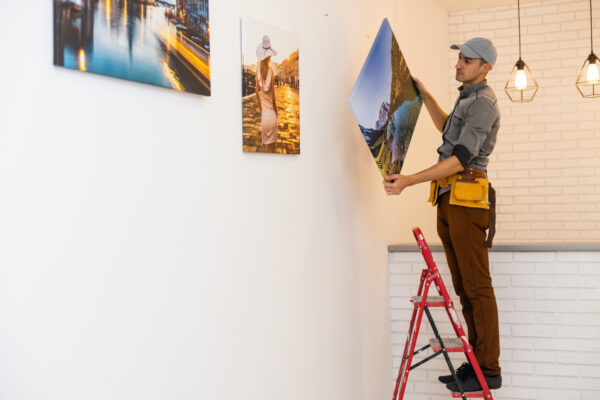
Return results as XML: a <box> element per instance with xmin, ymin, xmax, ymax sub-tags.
<box><xmin>413</xmin><ymin>78</ymin><xmax>448</xmax><ymax>133</ymax></box>
<box><xmin>383</xmin><ymin>156</ymin><xmax>464</xmax><ymax>195</ymax></box>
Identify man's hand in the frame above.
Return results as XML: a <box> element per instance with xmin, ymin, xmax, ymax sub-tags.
<box><xmin>384</xmin><ymin>174</ymin><xmax>412</xmax><ymax>196</ymax></box>
<box><xmin>412</xmin><ymin>77</ymin><xmax>429</xmax><ymax>99</ymax></box>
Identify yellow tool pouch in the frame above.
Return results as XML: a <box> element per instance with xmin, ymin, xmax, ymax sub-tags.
<box><xmin>428</xmin><ymin>171</ymin><xmax>490</xmax><ymax>210</ymax></box>
<box><xmin>449</xmin><ymin>178</ymin><xmax>490</xmax><ymax>209</ymax></box>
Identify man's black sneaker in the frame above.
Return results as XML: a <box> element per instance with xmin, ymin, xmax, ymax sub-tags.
<box><xmin>438</xmin><ymin>362</ymin><xmax>473</xmax><ymax>384</ymax></box>
<box><xmin>446</xmin><ymin>372</ymin><xmax>502</xmax><ymax>392</ymax></box>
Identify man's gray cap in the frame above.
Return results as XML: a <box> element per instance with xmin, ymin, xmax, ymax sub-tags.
<box><xmin>451</xmin><ymin>37</ymin><xmax>497</xmax><ymax>69</ymax></box>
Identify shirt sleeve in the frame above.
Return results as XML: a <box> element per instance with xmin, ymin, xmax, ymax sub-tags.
<box><xmin>452</xmin><ymin>98</ymin><xmax>497</xmax><ymax>167</ymax></box>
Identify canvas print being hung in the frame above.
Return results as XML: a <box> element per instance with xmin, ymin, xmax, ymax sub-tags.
<box><xmin>241</xmin><ymin>16</ymin><xmax>300</xmax><ymax>154</ymax></box>
<box><xmin>348</xmin><ymin>19</ymin><xmax>421</xmax><ymax>178</ymax></box>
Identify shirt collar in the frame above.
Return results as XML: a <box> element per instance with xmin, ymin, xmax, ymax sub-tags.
<box><xmin>458</xmin><ymin>80</ymin><xmax>487</xmax><ymax>98</ymax></box>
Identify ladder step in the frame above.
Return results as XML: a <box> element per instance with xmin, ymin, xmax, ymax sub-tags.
<box><xmin>409</xmin><ymin>296</ymin><xmax>446</xmax><ymax>307</ymax></box>
<box><xmin>451</xmin><ymin>392</ymin><xmax>485</xmax><ymax>398</ymax></box>
<box><xmin>429</xmin><ymin>338</ymin><xmax>465</xmax><ymax>352</ymax></box>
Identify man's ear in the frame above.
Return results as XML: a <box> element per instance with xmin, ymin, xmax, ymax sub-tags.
<box><xmin>481</xmin><ymin>62</ymin><xmax>491</xmax><ymax>74</ymax></box>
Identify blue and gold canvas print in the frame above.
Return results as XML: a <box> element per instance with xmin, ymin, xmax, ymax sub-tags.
<box><xmin>53</xmin><ymin>0</ymin><xmax>211</xmax><ymax>95</ymax></box>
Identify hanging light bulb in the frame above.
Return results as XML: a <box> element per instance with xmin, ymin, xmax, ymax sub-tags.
<box><xmin>587</xmin><ymin>61</ymin><xmax>600</xmax><ymax>82</ymax></box>
<box><xmin>514</xmin><ymin>68</ymin><xmax>528</xmax><ymax>90</ymax></box>
<box><xmin>576</xmin><ymin>0</ymin><xmax>600</xmax><ymax>98</ymax></box>
<box><xmin>505</xmin><ymin>0</ymin><xmax>539</xmax><ymax>102</ymax></box>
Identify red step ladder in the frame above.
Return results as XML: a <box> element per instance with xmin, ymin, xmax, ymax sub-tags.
<box><xmin>392</xmin><ymin>228</ymin><xmax>494</xmax><ymax>400</ymax></box>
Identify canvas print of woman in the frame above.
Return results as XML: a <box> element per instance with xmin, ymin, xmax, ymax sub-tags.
<box><xmin>241</xmin><ymin>17</ymin><xmax>300</xmax><ymax>154</ymax></box>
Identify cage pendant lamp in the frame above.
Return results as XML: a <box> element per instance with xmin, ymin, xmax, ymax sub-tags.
<box><xmin>505</xmin><ymin>0</ymin><xmax>539</xmax><ymax>102</ymax></box>
<box><xmin>576</xmin><ymin>0</ymin><xmax>600</xmax><ymax>98</ymax></box>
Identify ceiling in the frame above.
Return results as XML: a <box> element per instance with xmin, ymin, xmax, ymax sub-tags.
<box><xmin>434</xmin><ymin>0</ymin><xmax>542</xmax><ymax>12</ymax></box>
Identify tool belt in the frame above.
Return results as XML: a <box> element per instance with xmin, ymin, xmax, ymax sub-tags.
<box><xmin>428</xmin><ymin>168</ymin><xmax>497</xmax><ymax>248</ymax></box>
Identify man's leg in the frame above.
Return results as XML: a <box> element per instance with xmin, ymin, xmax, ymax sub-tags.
<box><xmin>437</xmin><ymin>193</ymin><xmax>477</xmax><ymax>349</ymax></box>
<box><xmin>446</xmin><ymin>199</ymin><xmax>501</xmax><ymax>376</ymax></box>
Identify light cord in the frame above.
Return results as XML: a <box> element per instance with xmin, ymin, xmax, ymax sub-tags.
<box><xmin>518</xmin><ymin>0</ymin><xmax>522</xmax><ymax>59</ymax></box>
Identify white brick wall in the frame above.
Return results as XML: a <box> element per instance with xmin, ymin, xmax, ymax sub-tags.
<box><xmin>388</xmin><ymin>250</ymin><xmax>600</xmax><ymax>400</ymax></box>
<box><xmin>447</xmin><ymin>0</ymin><xmax>600</xmax><ymax>243</ymax></box>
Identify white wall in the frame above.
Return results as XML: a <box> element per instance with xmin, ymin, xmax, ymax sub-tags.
<box><xmin>0</xmin><ymin>1</ymin><xmax>448</xmax><ymax>399</ymax></box>
<box><xmin>448</xmin><ymin>0</ymin><xmax>600</xmax><ymax>243</ymax></box>
<box><xmin>389</xmin><ymin>249</ymin><xmax>600</xmax><ymax>400</ymax></box>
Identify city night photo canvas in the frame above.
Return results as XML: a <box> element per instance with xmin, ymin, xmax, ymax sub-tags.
<box><xmin>348</xmin><ymin>19</ymin><xmax>422</xmax><ymax>178</ymax></box>
<box><xmin>241</xmin><ymin>16</ymin><xmax>300</xmax><ymax>154</ymax></box>
<box><xmin>53</xmin><ymin>0</ymin><xmax>211</xmax><ymax>95</ymax></box>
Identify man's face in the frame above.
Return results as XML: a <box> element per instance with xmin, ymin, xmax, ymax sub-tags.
<box><xmin>455</xmin><ymin>52</ymin><xmax>490</xmax><ymax>85</ymax></box>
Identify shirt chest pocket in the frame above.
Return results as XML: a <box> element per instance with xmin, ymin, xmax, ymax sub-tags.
<box><xmin>451</xmin><ymin>114</ymin><xmax>465</xmax><ymax>131</ymax></box>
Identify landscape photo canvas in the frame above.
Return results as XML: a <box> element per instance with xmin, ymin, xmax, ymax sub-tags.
<box><xmin>348</xmin><ymin>19</ymin><xmax>422</xmax><ymax>178</ymax></box>
<box><xmin>53</xmin><ymin>0</ymin><xmax>211</xmax><ymax>95</ymax></box>
<box><xmin>241</xmin><ymin>16</ymin><xmax>300</xmax><ymax>154</ymax></box>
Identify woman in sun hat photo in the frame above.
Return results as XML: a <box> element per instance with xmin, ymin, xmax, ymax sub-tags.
<box><xmin>255</xmin><ymin>35</ymin><xmax>279</xmax><ymax>153</ymax></box>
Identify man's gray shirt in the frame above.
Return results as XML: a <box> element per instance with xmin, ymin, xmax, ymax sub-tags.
<box><xmin>438</xmin><ymin>80</ymin><xmax>500</xmax><ymax>169</ymax></box>
<box><xmin>437</xmin><ymin>80</ymin><xmax>500</xmax><ymax>196</ymax></box>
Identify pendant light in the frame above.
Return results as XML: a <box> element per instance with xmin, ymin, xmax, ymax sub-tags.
<box><xmin>505</xmin><ymin>0</ymin><xmax>539</xmax><ymax>102</ymax></box>
<box><xmin>576</xmin><ymin>0</ymin><xmax>600</xmax><ymax>98</ymax></box>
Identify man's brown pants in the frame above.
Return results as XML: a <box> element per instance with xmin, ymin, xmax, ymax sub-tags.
<box><xmin>437</xmin><ymin>192</ymin><xmax>501</xmax><ymax>376</ymax></box>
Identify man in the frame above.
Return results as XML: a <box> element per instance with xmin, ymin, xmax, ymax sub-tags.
<box><xmin>383</xmin><ymin>37</ymin><xmax>502</xmax><ymax>392</ymax></box>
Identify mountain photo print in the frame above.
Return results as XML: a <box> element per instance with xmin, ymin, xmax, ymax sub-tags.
<box><xmin>348</xmin><ymin>19</ymin><xmax>422</xmax><ymax>178</ymax></box>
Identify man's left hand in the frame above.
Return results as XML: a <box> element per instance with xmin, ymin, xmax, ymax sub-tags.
<box><xmin>384</xmin><ymin>174</ymin><xmax>411</xmax><ymax>195</ymax></box>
